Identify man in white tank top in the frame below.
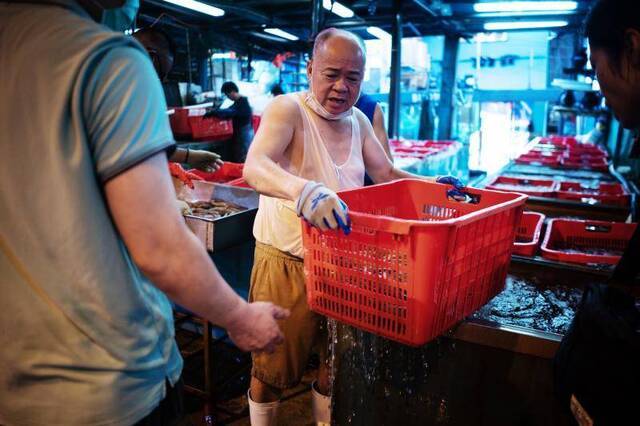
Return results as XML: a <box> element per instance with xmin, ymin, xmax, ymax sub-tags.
<box><xmin>243</xmin><ymin>28</ymin><xmax>463</xmax><ymax>426</ymax></box>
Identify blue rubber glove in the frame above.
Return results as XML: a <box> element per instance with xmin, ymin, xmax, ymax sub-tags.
<box><xmin>296</xmin><ymin>181</ymin><xmax>351</xmax><ymax>235</ymax></box>
<box><xmin>436</xmin><ymin>176</ymin><xmax>469</xmax><ymax>201</ymax></box>
<box><xmin>435</xmin><ymin>175</ymin><xmax>465</xmax><ymax>190</ymax></box>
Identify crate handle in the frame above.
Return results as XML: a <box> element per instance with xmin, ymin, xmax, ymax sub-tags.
<box><xmin>447</xmin><ymin>188</ymin><xmax>481</xmax><ymax>204</ymax></box>
<box><xmin>350</xmin><ymin>213</ymin><xmax>413</xmax><ymax>235</ymax></box>
<box><xmin>585</xmin><ymin>224</ymin><xmax>612</xmax><ymax>233</ymax></box>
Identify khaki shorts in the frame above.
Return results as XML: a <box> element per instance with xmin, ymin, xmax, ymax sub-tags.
<box><xmin>249</xmin><ymin>242</ymin><xmax>326</xmax><ymax>390</ymax></box>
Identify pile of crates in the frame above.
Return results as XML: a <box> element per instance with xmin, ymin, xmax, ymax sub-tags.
<box><xmin>515</xmin><ymin>136</ymin><xmax>609</xmax><ymax>171</ymax></box>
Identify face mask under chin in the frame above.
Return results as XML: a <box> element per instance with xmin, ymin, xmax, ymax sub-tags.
<box><xmin>304</xmin><ymin>89</ymin><xmax>353</xmax><ymax>121</ymax></box>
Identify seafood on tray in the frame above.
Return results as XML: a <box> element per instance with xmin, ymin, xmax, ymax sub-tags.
<box><xmin>186</xmin><ymin>200</ymin><xmax>246</xmax><ymax>220</ymax></box>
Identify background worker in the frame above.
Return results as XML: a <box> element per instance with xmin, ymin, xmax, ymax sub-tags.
<box><xmin>0</xmin><ymin>1</ymin><xmax>287</xmax><ymax>424</ymax></box>
<box><xmin>243</xmin><ymin>27</ymin><xmax>463</xmax><ymax>426</ymax></box>
<box><xmin>133</xmin><ymin>26</ymin><xmax>223</xmax><ymax>173</ymax></box>
<box><xmin>355</xmin><ymin>92</ymin><xmax>393</xmax><ymax>185</ymax></box>
<box><xmin>355</xmin><ymin>92</ymin><xmax>392</xmax><ymax>161</ymax></box>
<box><xmin>553</xmin><ymin>2</ymin><xmax>640</xmax><ymax>425</ymax></box>
<box><xmin>205</xmin><ymin>81</ymin><xmax>255</xmax><ymax>163</ymax></box>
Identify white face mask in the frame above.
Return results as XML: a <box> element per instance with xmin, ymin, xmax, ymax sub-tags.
<box><xmin>304</xmin><ymin>91</ymin><xmax>352</xmax><ymax>121</ymax></box>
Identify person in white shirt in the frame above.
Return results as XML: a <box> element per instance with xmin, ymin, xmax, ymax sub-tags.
<box><xmin>243</xmin><ymin>27</ymin><xmax>463</xmax><ymax>426</ymax></box>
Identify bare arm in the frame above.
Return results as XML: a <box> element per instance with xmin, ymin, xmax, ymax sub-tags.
<box><xmin>359</xmin><ymin>112</ymin><xmax>435</xmax><ymax>184</ymax></box>
<box><xmin>372</xmin><ymin>104</ymin><xmax>393</xmax><ymax>161</ymax></box>
<box><xmin>104</xmin><ymin>152</ymin><xmax>287</xmax><ymax>351</ymax></box>
<box><xmin>243</xmin><ymin>95</ymin><xmax>308</xmax><ymax>201</ymax></box>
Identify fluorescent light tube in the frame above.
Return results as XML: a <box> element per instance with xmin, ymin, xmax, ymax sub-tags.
<box><xmin>474</xmin><ymin>1</ymin><xmax>577</xmax><ymax>13</ymax></box>
<box><xmin>264</xmin><ymin>28</ymin><xmax>299</xmax><ymax>41</ymax></box>
<box><xmin>366</xmin><ymin>26</ymin><xmax>391</xmax><ymax>41</ymax></box>
<box><xmin>323</xmin><ymin>0</ymin><xmax>355</xmax><ymax>18</ymax></box>
<box><xmin>484</xmin><ymin>20</ymin><xmax>569</xmax><ymax>31</ymax></box>
<box><xmin>162</xmin><ymin>0</ymin><xmax>224</xmax><ymax>17</ymax></box>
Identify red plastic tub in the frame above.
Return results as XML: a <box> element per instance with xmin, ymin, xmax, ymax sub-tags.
<box><xmin>302</xmin><ymin>179</ymin><xmax>527</xmax><ymax>346</ymax></box>
<box><xmin>556</xmin><ymin>182</ymin><xmax>630</xmax><ymax>206</ymax></box>
<box><xmin>540</xmin><ymin>219</ymin><xmax>637</xmax><ymax>265</ymax></box>
<box><xmin>513</xmin><ymin>212</ymin><xmax>546</xmax><ymax>256</ymax></box>
<box><xmin>169</xmin><ymin>105</ymin><xmax>233</xmax><ymax>141</ymax></box>
<box><xmin>486</xmin><ymin>176</ymin><xmax>558</xmax><ymax>197</ymax></box>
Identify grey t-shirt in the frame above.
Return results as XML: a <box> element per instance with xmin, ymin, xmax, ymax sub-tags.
<box><xmin>0</xmin><ymin>2</ymin><xmax>182</xmax><ymax>425</ymax></box>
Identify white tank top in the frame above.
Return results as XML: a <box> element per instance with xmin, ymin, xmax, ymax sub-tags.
<box><xmin>253</xmin><ymin>92</ymin><xmax>365</xmax><ymax>258</ymax></box>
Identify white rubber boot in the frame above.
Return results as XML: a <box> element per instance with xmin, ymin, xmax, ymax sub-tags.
<box><xmin>248</xmin><ymin>389</ymin><xmax>279</xmax><ymax>426</ymax></box>
<box><xmin>311</xmin><ymin>381</ymin><xmax>331</xmax><ymax>426</ymax></box>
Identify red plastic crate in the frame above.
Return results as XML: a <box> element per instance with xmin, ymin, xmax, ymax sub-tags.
<box><xmin>515</xmin><ymin>153</ymin><xmax>561</xmax><ymax>167</ymax></box>
<box><xmin>486</xmin><ymin>176</ymin><xmax>558</xmax><ymax>197</ymax></box>
<box><xmin>526</xmin><ymin>145</ymin><xmax>564</xmax><ymax>155</ymax></box>
<box><xmin>538</xmin><ymin>136</ymin><xmax>578</xmax><ymax>147</ymax></box>
<box><xmin>540</xmin><ymin>219</ymin><xmax>637</xmax><ymax>265</ymax></box>
<box><xmin>169</xmin><ymin>107</ymin><xmax>193</xmax><ymax>138</ymax></box>
<box><xmin>169</xmin><ymin>105</ymin><xmax>233</xmax><ymax>141</ymax></box>
<box><xmin>190</xmin><ymin>116</ymin><xmax>233</xmax><ymax>141</ymax></box>
<box><xmin>556</xmin><ymin>182</ymin><xmax>630</xmax><ymax>206</ymax></box>
<box><xmin>513</xmin><ymin>212</ymin><xmax>545</xmax><ymax>256</ymax></box>
<box><xmin>563</xmin><ymin>153</ymin><xmax>608</xmax><ymax>163</ymax></box>
<box><xmin>565</xmin><ymin>145</ymin><xmax>607</xmax><ymax>156</ymax></box>
<box><xmin>302</xmin><ymin>179</ymin><xmax>527</xmax><ymax>346</ymax></box>
<box><xmin>559</xmin><ymin>157</ymin><xmax>609</xmax><ymax>171</ymax></box>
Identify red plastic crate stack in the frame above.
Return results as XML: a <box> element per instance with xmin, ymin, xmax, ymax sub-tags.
<box><xmin>516</xmin><ymin>136</ymin><xmax>610</xmax><ymax>171</ymax></box>
<box><xmin>302</xmin><ymin>179</ymin><xmax>527</xmax><ymax>346</ymax></box>
<box><xmin>541</xmin><ymin>219</ymin><xmax>637</xmax><ymax>265</ymax></box>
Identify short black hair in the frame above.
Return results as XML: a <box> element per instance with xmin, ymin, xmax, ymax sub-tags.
<box><xmin>585</xmin><ymin>0</ymin><xmax>640</xmax><ymax>70</ymax></box>
<box><xmin>221</xmin><ymin>81</ymin><xmax>239</xmax><ymax>95</ymax></box>
<box><xmin>270</xmin><ymin>84</ymin><xmax>284</xmax><ymax>96</ymax></box>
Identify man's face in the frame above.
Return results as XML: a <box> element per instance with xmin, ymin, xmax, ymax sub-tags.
<box><xmin>590</xmin><ymin>46</ymin><xmax>640</xmax><ymax>129</ymax></box>
<box><xmin>307</xmin><ymin>35</ymin><xmax>365</xmax><ymax>115</ymax></box>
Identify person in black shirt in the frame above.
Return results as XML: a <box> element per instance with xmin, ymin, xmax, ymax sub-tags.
<box><xmin>206</xmin><ymin>81</ymin><xmax>254</xmax><ymax>163</ymax></box>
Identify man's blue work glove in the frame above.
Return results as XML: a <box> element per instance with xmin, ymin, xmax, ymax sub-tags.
<box><xmin>296</xmin><ymin>181</ymin><xmax>351</xmax><ymax>235</ymax></box>
<box><xmin>435</xmin><ymin>175</ymin><xmax>465</xmax><ymax>189</ymax></box>
<box><xmin>435</xmin><ymin>175</ymin><xmax>467</xmax><ymax>201</ymax></box>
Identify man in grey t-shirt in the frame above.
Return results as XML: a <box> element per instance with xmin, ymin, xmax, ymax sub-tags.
<box><xmin>0</xmin><ymin>1</ymin><xmax>287</xmax><ymax>425</ymax></box>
